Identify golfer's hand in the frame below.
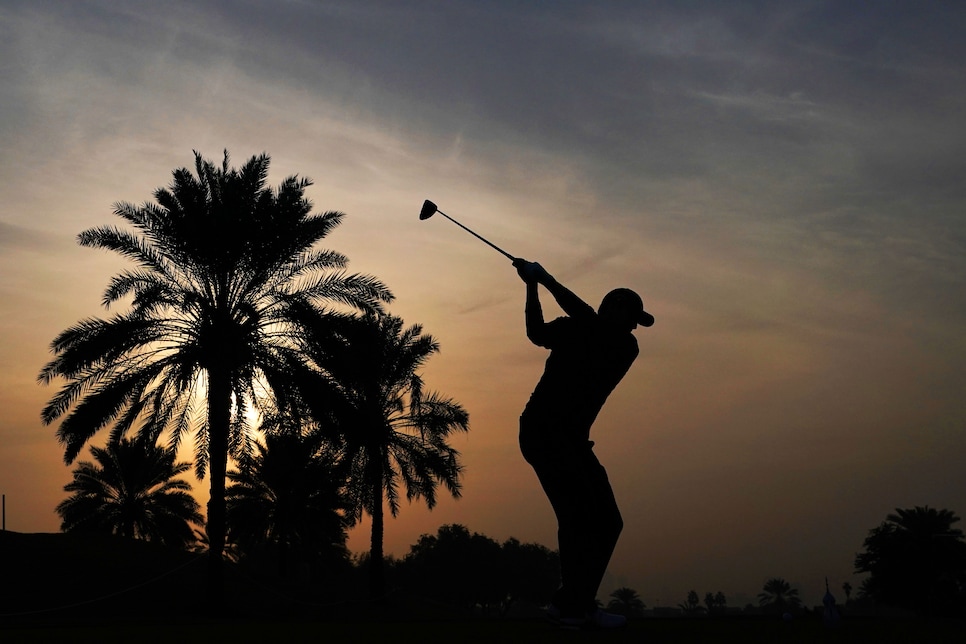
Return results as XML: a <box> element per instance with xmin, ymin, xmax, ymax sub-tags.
<box><xmin>513</xmin><ymin>259</ymin><xmax>549</xmax><ymax>285</ymax></box>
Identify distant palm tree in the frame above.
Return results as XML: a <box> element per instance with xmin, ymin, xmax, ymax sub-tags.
<box><xmin>607</xmin><ymin>586</ymin><xmax>645</xmax><ymax>617</ymax></box>
<box><xmin>704</xmin><ymin>591</ymin><xmax>727</xmax><ymax>614</ymax></box>
<box><xmin>56</xmin><ymin>437</ymin><xmax>201</xmax><ymax>548</ymax></box>
<box><xmin>301</xmin><ymin>313</ymin><xmax>469</xmax><ymax>601</ymax></box>
<box><xmin>226</xmin><ymin>428</ymin><xmax>353</xmax><ymax>576</ymax></box>
<box><xmin>39</xmin><ymin>151</ymin><xmax>392</xmax><ymax>606</ymax></box>
<box><xmin>758</xmin><ymin>577</ymin><xmax>802</xmax><ymax>614</ymax></box>
<box><xmin>678</xmin><ymin>589</ymin><xmax>706</xmax><ymax>616</ymax></box>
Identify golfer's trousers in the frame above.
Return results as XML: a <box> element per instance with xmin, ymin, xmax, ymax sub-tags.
<box><xmin>519</xmin><ymin>423</ymin><xmax>624</xmax><ymax>615</ymax></box>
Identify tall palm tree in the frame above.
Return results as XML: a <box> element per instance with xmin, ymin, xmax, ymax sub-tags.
<box><xmin>301</xmin><ymin>313</ymin><xmax>469</xmax><ymax>601</ymax></box>
<box><xmin>226</xmin><ymin>427</ymin><xmax>353</xmax><ymax>577</ymax></box>
<box><xmin>39</xmin><ymin>151</ymin><xmax>392</xmax><ymax>606</ymax></box>
<box><xmin>757</xmin><ymin>577</ymin><xmax>802</xmax><ymax>614</ymax></box>
<box><xmin>56</xmin><ymin>437</ymin><xmax>202</xmax><ymax>548</ymax></box>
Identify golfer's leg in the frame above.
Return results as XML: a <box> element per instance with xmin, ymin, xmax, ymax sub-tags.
<box><xmin>530</xmin><ymin>448</ymin><xmax>614</xmax><ymax>614</ymax></box>
<box><xmin>521</xmin><ymin>428</ymin><xmax>621</xmax><ymax>616</ymax></box>
<box><xmin>520</xmin><ymin>425</ymin><xmax>581</xmax><ymax>615</ymax></box>
<box><xmin>549</xmin><ymin>447</ymin><xmax>622</xmax><ymax>613</ymax></box>
<box><xmin>578</xmin><ymin>451</ymin><xmax>623</xmax><ymax>607</ymax></box>
<box><xmin>525</xmin><ymin>455</ymin><xmax>583</xmax><ymax>615</ymax></box>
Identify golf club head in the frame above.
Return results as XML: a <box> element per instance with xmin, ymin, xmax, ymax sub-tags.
<box><xmin>419</xmin><ymin>199</ymin><xmax>438</xmax><ymax>220</ymax></box>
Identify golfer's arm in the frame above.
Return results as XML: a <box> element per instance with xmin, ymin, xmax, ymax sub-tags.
<box><xmin>525</xmin><ymin>282</ymin><xmax>549</xmax><ymax>345</ymax></box>
<box><xmin>543</xmin><ymin>276</ymin><xmax>596</xmax><ymax>321</ymax></box>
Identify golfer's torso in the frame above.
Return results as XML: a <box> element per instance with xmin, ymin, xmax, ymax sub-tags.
<box><xmin>522</xmin><ymin>320</ymin><xmax>637</xmax><ymax>436</ymax></box>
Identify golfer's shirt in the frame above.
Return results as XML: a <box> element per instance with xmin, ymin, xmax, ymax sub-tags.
<box><xmin>521</xmin><ymin>315</ymin><xmax>638</xmax><ymax>443</ymax></box>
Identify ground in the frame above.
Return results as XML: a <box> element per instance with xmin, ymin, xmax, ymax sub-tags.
<box><xmin>6</xmin><ymin>616</ymin><xmax>966</xmax><ymax>644</ymax></box>
<box><xmin>2</xmin><ymin>531</ymin><xmax>964</xmax><ymax>643</ymax></box>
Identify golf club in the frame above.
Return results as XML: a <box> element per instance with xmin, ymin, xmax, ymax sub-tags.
<box><xmin>419</xmin><ymin>199</ymin><xmax>517</xmax><ymax>261</ymax></box>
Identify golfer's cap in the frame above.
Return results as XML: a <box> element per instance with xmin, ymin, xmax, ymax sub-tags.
<box><xmin>602</xmin><ymin>288</ymin><xmax>654</xmax><ymax>327</ymax></box>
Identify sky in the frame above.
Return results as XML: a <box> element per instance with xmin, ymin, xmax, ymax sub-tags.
<box><xmin>2</xmin><ymin>0</ymin><xmax>965</xmax><ymax>608</ymax></box>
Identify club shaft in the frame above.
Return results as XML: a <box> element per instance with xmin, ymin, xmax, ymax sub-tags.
<box><xmin>438</xmin><ymin>211</ymin><xmax>516</xmax><ymax>261</ymax></box>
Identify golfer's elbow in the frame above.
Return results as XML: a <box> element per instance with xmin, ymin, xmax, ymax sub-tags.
<box><xmin>526</xmin><ymin>325</ymin><xmax>549</xmax><ymax>347</ymax></box>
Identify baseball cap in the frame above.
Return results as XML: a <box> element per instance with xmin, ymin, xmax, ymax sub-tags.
<box><xmin>600</xmin><ymin>288</ymin><xmax>654</xmax><ymax>327</ymax></box>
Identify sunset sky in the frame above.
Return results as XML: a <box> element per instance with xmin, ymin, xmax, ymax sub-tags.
<box><xmin>2</xmin><ymin>1</ymin><xmax>965</xmax><ymax>608</ymax></box>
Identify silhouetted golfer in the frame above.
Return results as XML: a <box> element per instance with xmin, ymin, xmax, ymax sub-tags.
<box><xmin>513</xmin><ymin>258</ymin><xmax>653</xmax><ymax>630</ymax></box>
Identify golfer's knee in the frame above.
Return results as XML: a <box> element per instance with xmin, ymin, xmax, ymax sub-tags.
<box><xmin>607</xmin><ymin>509</ymin><xmax>624</xmax><ymax>540</ymax></box>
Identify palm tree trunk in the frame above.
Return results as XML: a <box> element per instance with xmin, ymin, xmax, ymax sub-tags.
<box><xmin>207</xmin><ymin>364</ymin><xmax>231</xmax><ymax>610</ymax></box>
<box><xmin>278</xmin><ymin>541</ymin><xmax>289</xmax><ymax>578</ymax></box>
<box><xmin>369</xmin><ymin>473</ymin><xmax>385</xmax><ymax>603</ymax></box>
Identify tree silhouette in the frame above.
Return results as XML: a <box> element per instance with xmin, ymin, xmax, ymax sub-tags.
<box><xmin>678</xmin><ymin>589</ymin><xmax>706</xmax><ymax>615</ymax></box>
<box><xmin>301</xmin><ymin>313</ymin><xmax>468</xmax><ymax>601</ymax></box>
<box><xmin>39</xmin><ymin>150</ymin><xmax>392</xmax><ymax>607</ymax></box>
<box><xmin>757</xmin><ymin>578</ymin><xmax>802</xmax><ymax>614</ymax></box>
<box><xmin>402</xmin><ymin>524</ymin><xmax>503</xmax><ymax>611</ymax></box>
<box><xmin>607</xmin><ymin>587</ymin><xmax>645</xmax><ymax>617</ymax></box>
<box><xmin>855</xmin><ymin>505</ymin><xmax>966</xmax><ymax>615</ymax></box>
<box><xmin>842</xmin><ymin>581</ymin><xmax>852</xmax><ymax>604</ymax></box>
<box><xmin>56</xmin><ymin>437</ymin><xmax>201</xmax><ymax>548</ymax></box>
<box><xmin>704</xmin><ymin>591</ymin><xmax>727</xmax><ymax>615</ymax></box>
<box><xmin>500</xmin><ymin>537</ymin><xmax>560</xmax><ymax>614</ymax></box>
<box><xmin>225</xmin><ymin>429</ymin><xmax>352</xmax><ymax>577</ymax></box>
<box><xmin>399</xmin><ymin>525</ymin><xmax>559</xmax><ymax>614</ymax></box>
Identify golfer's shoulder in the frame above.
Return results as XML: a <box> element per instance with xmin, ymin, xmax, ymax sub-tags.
<box><xmin>606</xmin><ymin>328</ymin><xmax>638</xmax><ymax>358</ymax></box>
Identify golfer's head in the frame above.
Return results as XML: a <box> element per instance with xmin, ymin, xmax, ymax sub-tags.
<box><xmin>599</xmin><ymin>288</ymin><xmax>654</xmax><ymax>330</ymax></box>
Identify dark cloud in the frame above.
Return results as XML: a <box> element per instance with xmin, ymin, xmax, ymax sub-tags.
<box><xmin>12</xmin><ymin>1</ymin><xmax>963</xmax><ymax>210</ymax></box>
<box><xmin>6</xmin><ymin>1</ymin><xmax>963</xmax><ymax>308</ymax></box>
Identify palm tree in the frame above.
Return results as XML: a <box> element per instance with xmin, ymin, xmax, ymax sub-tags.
<box><xmin>301</xmin><ymin>313</ymin><xmax>469</xmax><ymax>601</ymax></box>
<box><xmin>758</xmin><ymin>577</ymin><xmax>802</xmax><ymax>614</ymax></box>
<box><xmin>704</xmin><ymin>591</ymin><xmax>727</xmax><ymax>615</ymax></box>
<box><xmin>678</xmin><ymin>589</ymin><xmax>706</xmax><ymax>616</ymax></box>
<box><xmin>855</xmin><ymin>505</ymin><xmax>966</xmax><ymax>615</ymax></box>
<box><xmin>607</xmin><ymin>586</ymin><xmax>645</xmax><ymax>617</ymax></box>
<box><xmin>56</xmin><ymin>437</ymin><xmax>202</xmax><ymax>548</ymax></box>
<box><xmin>226</xmin><ymin>427</ymin><xmax>353</xmax><ymax>577</ymax></box>
<box><xmin>39</xmin><ymin>151</ymin><xmax>392</xmax><ymax>606</ymax></box>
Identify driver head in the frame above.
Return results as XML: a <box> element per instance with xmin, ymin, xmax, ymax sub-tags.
<box><xmin>419</xmin><ymin>200</ymin><xmax>438</xmax><ymax>220</ymax></box>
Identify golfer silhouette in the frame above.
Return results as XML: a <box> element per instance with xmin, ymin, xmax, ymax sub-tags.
<box><xmin>513</xmin><ymin>258</ymin><xmax>653</xmax><ymax>630</ymax></box>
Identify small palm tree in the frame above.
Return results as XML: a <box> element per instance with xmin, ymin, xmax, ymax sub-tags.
<box><xmin>607</xmin><ymin>586</ymin><xmax>645</xmax><ymax>617</ymax></box>
<box><xmin>842</xmin><ymin>581</ymin><xmax>852</xmax><ymax>603</ymax></box>
<box><xmin>704</xmin><ymin>591</ymin><xmax>727</xmax><ymax>615</ymax></box>
<box><xmin>678</xmin><ymin>589</ymin><xmax>706</xmax><ymax>616</ymax></box>
<box><xmin>56</xmin><ymin>437</ymin><xmax>202</xmax><ymax>548</ymax></box>
<box><xmin>301</xmin><ymin>313</ymin><xmax>469</xmax><ymax>601</ymax></box>
<box><xmin>226</xmin><ymin>427</ymin><xmax>353</xmax><ymax>577</ymax></box>
<box><xmin>758</xmin><ymin>577</ymin><xmax>802</xmax><ymax>614</ymax></box>
<box><xmin>39</xmin><ymin>151</ymin><xmax>392</xmax><ymax>605</ymax></box>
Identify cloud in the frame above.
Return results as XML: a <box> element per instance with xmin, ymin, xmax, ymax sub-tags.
<box><xmin>0</xmin><ymin>220</ymin><xmax>55</xmax><ymax>250</ymax></box>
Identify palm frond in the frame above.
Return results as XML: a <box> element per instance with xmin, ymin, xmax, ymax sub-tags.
<box><xmin>294</xmin><ymin>271</ymin><xmax>394</xmax><ymax>313</ymax></box>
